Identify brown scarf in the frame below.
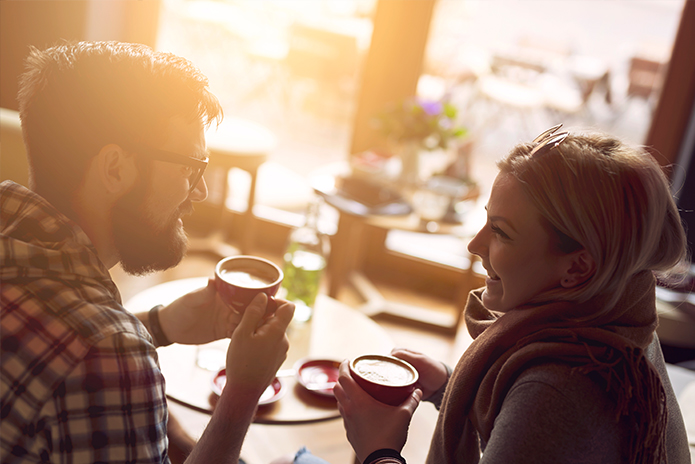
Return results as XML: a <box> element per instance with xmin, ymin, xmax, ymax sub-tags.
<box><xmin>427</xmin><ymin>271</ymin><xmax>666</xmax><ymax>464</ymax></box>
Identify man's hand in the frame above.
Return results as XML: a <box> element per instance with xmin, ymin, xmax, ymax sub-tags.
<box><xmin>223</xmin><ymin>293</ymin><xmax>294</xmax><ymax>400</ymax></box>
<box><xmin>158</xmin><ymin>279</ymin><xmax>241</xmax><ymax>345</ymax></box>
<box><xmin>183</xmin><ymin>294</ymin><xmax>293</xmax><ymax>464</ymax></box>
<box><xmin>333</xmin><ymin>360</ymin><xmax>422</xmax><ymax>462</ymax></box>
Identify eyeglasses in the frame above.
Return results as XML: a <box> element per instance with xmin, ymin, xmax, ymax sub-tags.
<box><xmin>529</xmin><ymin>124</ymin><xmax>569</xmax><ymax>158</ymax></box>
<box><xmin>135</xmin><ymin>147</ymin><xmax>209</xmax><ymax>194</ymax></box>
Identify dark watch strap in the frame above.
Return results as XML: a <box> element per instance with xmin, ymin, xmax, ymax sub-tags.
<box><xmin>148</xmin><ymin>304</ymin><xmax>173</xmax><ymax>347</ymax></box>
<box><xmin>364</xmin><ymin>449</ymin><xmax>406</xmax><ymax>464</ymax></box>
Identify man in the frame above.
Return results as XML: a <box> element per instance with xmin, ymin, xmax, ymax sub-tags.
<box><xmin>0</xmin><ymin>41</ymin><xmax>294</xmax><ymax>463</ymax></box>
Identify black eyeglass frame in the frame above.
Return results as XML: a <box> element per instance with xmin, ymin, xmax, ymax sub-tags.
<box><xmin>528</xmin><ymin>123</ymin><xmax>569</xmax><ymax>158</ymax></box>
<box><xmin>134</xmin><ymin>147</ymin><xmax>209</xmax><ymax>194</ymax></box>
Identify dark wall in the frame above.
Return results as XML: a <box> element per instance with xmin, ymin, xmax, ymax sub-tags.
<box><xmin>677</xmin><ymin>138</ymin><xmax>695</xmax><ymax>264</ymax></box>
<box><xmin>646</xmin><ymin>0</ymin><xmax>695</xmax><ymax>169</ymax></box>
<box><xmin>0</xmin><ymin>0</ymin><xmax>161</xmax><ymax>111</ymax></box>
<box><xmin>0</xmin><ymin>1</ymin><xmax>89</xmax><ymax>110</ymax></box>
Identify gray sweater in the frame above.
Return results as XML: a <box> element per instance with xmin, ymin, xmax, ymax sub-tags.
<box><xmin>455</xmin><ymin>336</ymin><xmax>691</xmax><ymax>463</ymax></box>
<box><xmin>357</xmin><ymin>338</ymin><xmax>690</xmax><ymax>464</ymax></box>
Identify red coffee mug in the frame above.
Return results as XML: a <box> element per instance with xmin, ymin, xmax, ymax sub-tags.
<box><xmin>349</xmin><ymin>354</ymin><xmax>419</xmax><ymax>406</ymax></box>
<box><xmin>214</xmin><ymin>256</ymin><xmax>283</xmax><ymax>312</ymax></box>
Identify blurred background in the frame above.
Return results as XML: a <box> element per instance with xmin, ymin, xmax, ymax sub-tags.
<box><xmin>2</xmin><ymin>1</ymin><xmax>694</xmax><ymax>462</ymax></box>
<box><xmin>2</xmin><ymin>0</ymin><xmax>692</xmax><ymax>298</ymax></box>
<box><xmin>0</xmin><ymin>0</ymin><xmax>687</xmax><ymax>209</ymax></box>
<box><xmin>150</xmin><ymin>0</ymin><xmax>682</xmax><ymax>212</ymax></box>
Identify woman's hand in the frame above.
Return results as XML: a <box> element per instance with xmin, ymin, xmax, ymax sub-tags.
<box><xmin>391</xmin><ymin>348</ymin><xmax>449</xmax><ymax>401</ymax></box>
<box><xmin>333</xmin><ymin>360</ymin><xmax>422</xmax><ymax>462</ymax></box>
<box><xmin>224</xmin><ymin>293</ymin><xmax>294</xmax><ymax>400</ymax></box>
<box><xmin>157</xmin><ymin>279</ymin><xmax>242</xmax><ymax>345</ymax></box>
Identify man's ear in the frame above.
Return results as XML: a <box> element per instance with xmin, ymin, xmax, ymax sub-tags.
<box><xmin>560</xmin><ymin>249</ymin><xmax>596</xmax><ymax>288</ymax></box>
<box><xmin>93</xmin><ymin>144</ymin><xmax>137</xmax><ymax>195</ymax></box>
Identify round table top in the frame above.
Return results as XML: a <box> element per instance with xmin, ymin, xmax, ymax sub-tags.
<box><xmin>125</xmin><ymin>277</ymin><xmax>394</xmax><ymax>424</ymax></box>
<box><xmin>309</xmin><ymin>161</ymin><xmax>479</xmax><ymax>235</ymax></box>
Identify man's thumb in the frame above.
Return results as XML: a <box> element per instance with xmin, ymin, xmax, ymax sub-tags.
<box><xmin>237</xmin><ymin>293</ymin><xmax>267</xmax><ymax>332</ymax></box>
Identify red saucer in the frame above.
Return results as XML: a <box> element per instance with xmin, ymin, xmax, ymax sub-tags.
<box><xmin>212</xmin><ymin>369</ymin><xmax>286</xmax><ymax>405</ymax></box>
<box><xmin>294</xmin><ymin>358</ymin><xmax>341</xmax><ymax>397</ymax></box>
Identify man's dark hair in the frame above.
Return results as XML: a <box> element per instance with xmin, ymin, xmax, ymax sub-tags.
<box><xmin>17</xmin><ymin>41</ymin><xmax>223</xmax><ymax>216</ymax></box>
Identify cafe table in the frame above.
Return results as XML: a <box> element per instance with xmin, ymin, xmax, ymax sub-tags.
<box><xmin>309</xmin><ymin>162</ymin><xmax>481</xmax><ymax>333</ymax></box>
<box><xmin>125</xmin><ymin>277</ymin><xmax>395</xmax><ymax>424</ymax></box>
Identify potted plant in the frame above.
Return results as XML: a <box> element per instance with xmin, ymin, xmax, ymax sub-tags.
<box><xmin>375</xmin><ymin>97</ymin><xmax>466</xmax><ymax>150</ymax></box>
<box><xmin>373</xmin><ymin>96</ymin><xmax>467</xmax><ymax>185</ymax></box>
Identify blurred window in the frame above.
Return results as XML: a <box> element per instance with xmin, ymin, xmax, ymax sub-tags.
<box><xmin>422</xmin><ymin>0</ymin><xmax>686</xmax><ymax>196</ymax></box>
<box><xmin>155</xmin><ymin>0</ymin><xmax>685</xmax><ymax>217</ymax></box>
<box><xmin>155</xmin><ymin>0</ymin><xmax>375</xmax><ymax>214</ymax></box>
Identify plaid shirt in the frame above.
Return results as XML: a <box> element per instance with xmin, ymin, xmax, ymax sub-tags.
<box><xmin>0</xmin><ymin>181</ymin><xmax>169</xmax><ymax>463</ymax></box>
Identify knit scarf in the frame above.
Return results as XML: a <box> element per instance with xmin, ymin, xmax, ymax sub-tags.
<box><xmin>426</xmin><ymin>271</ymin><xmax>666</xmax><ymax>464</ymax></box>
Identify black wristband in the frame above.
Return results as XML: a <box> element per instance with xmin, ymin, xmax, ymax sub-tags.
<box><xmin>148</xmin><ymin>304</ymin><xmax>173</xmax><ymax>347</ymax></box>
<box><xmin>364</xmin><ymin>449</ymin><xmax>406</xmax><ymax>464</ymax></box>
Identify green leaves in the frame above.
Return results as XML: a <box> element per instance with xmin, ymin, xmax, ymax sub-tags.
<box><xmin>374</xmin><ymin>97</ymin><xmax>467</xmax><ymax>150</ymax></box>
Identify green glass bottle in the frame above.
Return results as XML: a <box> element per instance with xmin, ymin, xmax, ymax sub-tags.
<box><xmin>280</xmin><ymin>198</ymin><xmax>330</xmax><ymax>322</ymax></box>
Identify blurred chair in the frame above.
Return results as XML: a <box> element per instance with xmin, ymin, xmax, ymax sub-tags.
<box><xmin>314</xmin><ymin>172</ymin><xmax>483</xmax><ymax>334</ymax></box>
<box><xmin>627</xmin><ymin>56</ymin><xmax>667</xmax><ymax>110</ymax></box>
<box><xmin>469</xmin><ymin>43</ymin><xmax>553</xmax><ymax>138</ymax></box>
<box><xmin>286</xmin><ymin>21</ymin><xmax>359</xmax><ymax>84</ymax></box>
<box><xmin>542</xmin><ymin>55</ymin><xmax>612</xmax><ymax>123</ymax></box>
<box><xmin>284</xmin><ymin>21</ymin><xmax>360</xmax><ymax>120</ymax></box>
<box><xmin>568</xmin><ymin>55</ymin><xmax>612</xmax><ymax>106</ymax></box>
<box><xmin>474</xmin><ymin>73</ymin><xmax>545</xmax><ymax>138</ymax></box>
<box><xmin>188</xmin><ymin>118</ymin><xmax>276</xmax><ymax>257</ymax></box>
<box><xmin>238</xmin><ymin>38</ymin><xmax>289</xmax><ymax>116</ymax></box>
<box><xmin>0</xmin><ymin>108</ymin><xmax>29</xmax><ymax>187</ymax></box>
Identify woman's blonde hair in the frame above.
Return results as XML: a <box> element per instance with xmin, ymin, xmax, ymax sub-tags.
<box><xmin>498</xmin><ymin>131</ymin><xmax>688</xmax><ymax>312</ymax></box>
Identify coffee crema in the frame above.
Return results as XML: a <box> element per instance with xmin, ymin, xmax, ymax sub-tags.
<box><xmin>219</xmin><ymin>269</ymin><xmax>273</xmax><ymax>288</ymax></box>
<box><xmin>353</xmin><ymin>358</ymin><xmax>414</xmax><ymax>386</ymax></box>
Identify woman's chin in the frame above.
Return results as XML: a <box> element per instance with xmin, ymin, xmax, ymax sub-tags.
<box><xmin>481</xmin><ymin>289</ymin><xmax>508</xmax><ymax>313</ymax></box>
<box><xmin>481</xmin><ymin>289</ymin><xmax>496</xmax><ymax>309</ymax></box>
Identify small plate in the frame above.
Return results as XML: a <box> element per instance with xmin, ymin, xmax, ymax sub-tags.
<box><xmin>294</xmin><ymin>358</ymin><xmax>341</xmax><ymax>397</ymax></box>
<box><xmin>212</xmin><ymin>369</ymin><xmax>286</xmax><ymax>406</ymax></box>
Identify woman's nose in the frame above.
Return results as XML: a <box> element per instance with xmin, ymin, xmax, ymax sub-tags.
<box><xmin>467</xmin><ymin>226</ymin><xmax>488</xmax><ymax>258</ymax></box>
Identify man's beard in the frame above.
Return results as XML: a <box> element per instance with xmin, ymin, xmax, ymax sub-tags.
<box><xmin>111</xmin><ymin>178</ymin><xmax>192</xmax><ymax>276</ymax></box>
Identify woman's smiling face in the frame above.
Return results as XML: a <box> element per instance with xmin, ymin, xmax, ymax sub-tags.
<box><xmin>467</xmin><ymin>173</ymin><xmax>569</xmax><ymax>312</ymax></box>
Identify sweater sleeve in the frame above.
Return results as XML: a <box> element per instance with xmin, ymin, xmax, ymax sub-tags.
<box><xmin>425</xmin><ymin>364</ymin><xmax>453</xmax><ymax>410</ymax></box>
<box><xmin>645</xmin><ymin>335</ymin><xmax>691</xmax><ymax>464</ymax></box>
<box><xmin>479</xmin><ymin>364</ymin><xmax>626</xmax><ymax>464</ymax></box>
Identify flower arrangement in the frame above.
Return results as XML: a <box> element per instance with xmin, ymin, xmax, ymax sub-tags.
<box><xmin>374</xmin><ymin>97</ymin><xmax>467</xmax><ymax>151</ymax></box>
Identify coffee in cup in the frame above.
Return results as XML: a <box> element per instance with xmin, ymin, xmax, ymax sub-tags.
<box><xmin>215</xmin><ymin>256</ymin><xmax>283</xmax><ymax>312</ymax></box>
<box><xmin>349</xmin><ymin>354</ymin><xmax>419</xmax><ymax>406</ymax></box>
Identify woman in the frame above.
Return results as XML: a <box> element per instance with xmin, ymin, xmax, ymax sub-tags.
<box><xmin>333</xmin><ymin>126</ymin><xmax>691</xmax><ymax>464</ymax></box>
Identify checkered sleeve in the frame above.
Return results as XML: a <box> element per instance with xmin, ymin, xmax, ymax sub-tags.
<box><xmin>51</xmin><ymin>331</ymin><xmax>169</xmax><ymax>464</ymax></box>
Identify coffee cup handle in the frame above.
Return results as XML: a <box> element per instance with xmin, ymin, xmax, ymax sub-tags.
<box><xmin>243</xmin><ymin>294</ymin><xmax>278</xmax><ymax>316</ymax></box>
<box><xmin>223</xmin><ymin>294</ymin><xmax>279</xmax><ymax>315</ymax></box>
<box><xmin>266</xmin><ymin>295</ymin><xmax>278</xmax><ymax>314</ymax></box>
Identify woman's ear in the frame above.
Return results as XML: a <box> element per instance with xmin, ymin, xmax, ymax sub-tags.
<box><xmin>93</xmin><ymin>144</ymin><xmax>137</xmax><ymax>195</ymax></box>
<box><xmin>560</xmin><ymin>249</ymin><xmax>596</xmax><ymax>288</ymax></box>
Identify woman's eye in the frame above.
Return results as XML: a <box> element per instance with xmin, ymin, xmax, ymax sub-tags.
<box><xmin>490</xmin><ymin>224</ymin><xmax>510</xmax><ymax>239</ymax></box>
<box><xmin>182</xmin><ymin>166</ymin><xmax>194</xmax><ymax>176</ymax></box>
